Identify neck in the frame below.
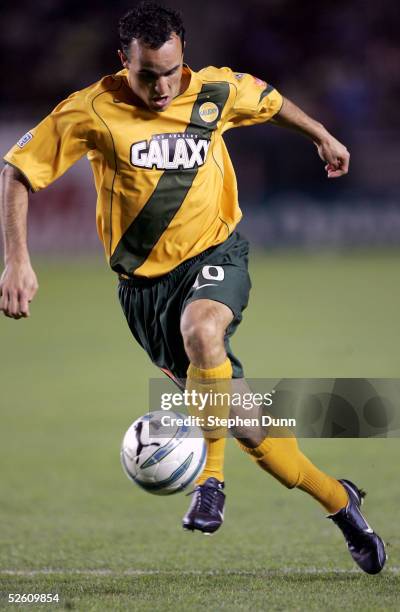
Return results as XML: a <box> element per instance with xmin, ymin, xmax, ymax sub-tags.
<box><xmin>179</xmin><ymin>65</ymin><xmax>191</xmax><ymax>95</ymax></box>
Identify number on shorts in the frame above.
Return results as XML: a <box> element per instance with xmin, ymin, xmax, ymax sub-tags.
<box><xmin>193</xmin><ymin>265</ymin><xmax>225</xmax><ymax>289</ymax></box>
<box><xmin>202</xmin><ymin>265</ymin><xmax>225</xmax><ymax>281</ymax></box>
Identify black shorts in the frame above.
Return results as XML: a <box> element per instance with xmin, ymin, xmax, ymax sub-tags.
<box><xmin>118</xmin><ymin>231</ymin><xmax>251</xmax><ymax>385</ymax></box>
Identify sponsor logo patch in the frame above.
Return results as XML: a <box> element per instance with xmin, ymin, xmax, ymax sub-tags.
<box><xmin>198</xmin><ymin>102</ymin><xmax>219</xmax><ymax>123</ymax></box>
<box><xmin>130</xmin><ymin>132</ymin><xmax>211</xmax><ymax>170</ymax></box>
<box><xmin>17</xmin><ymin>131</ymin><xmax>33</xmax><ymax>148</ymax></box>
<box><xmin>253</xmin><ymin>76</ymin><xmax>267</xmax><ymax>88</ymax></box>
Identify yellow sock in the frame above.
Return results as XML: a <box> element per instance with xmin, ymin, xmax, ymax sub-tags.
<box><xmin>196</xmin><ymin>438</ymin><xmax>227</xmax><ymax>485</ymax></box>
<box><xmin>187</xmin><ymin>358</ymin><xmax>232</xmax><ymax>485</ymax></box>
<box><xmin>237</xmin><ymin>436</ymin><xmax>348</xmax><ymax>514</ymax></box>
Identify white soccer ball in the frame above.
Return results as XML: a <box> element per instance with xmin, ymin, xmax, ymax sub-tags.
<box><xmin>121</xmin><ymin>411</ymin><xmax>207</xmax><ymax>495</ymax></box>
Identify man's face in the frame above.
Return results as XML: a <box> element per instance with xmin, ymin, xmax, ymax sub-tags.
<box><xmin>119</xmin><ymin>33</ymin><xmax>184</xmax><ymax>112</ymax></box>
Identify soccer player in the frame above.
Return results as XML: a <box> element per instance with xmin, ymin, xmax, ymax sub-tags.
<box><xmin>0</xmin><ymin>2</ymin><xmax>386</xmax><ymax>574</ymax></box>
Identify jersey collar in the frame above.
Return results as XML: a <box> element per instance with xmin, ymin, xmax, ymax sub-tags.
<box><xmin>177</xmin><ymin>63</ymin><xmax>202</xmax><ymax>98</ymax></box>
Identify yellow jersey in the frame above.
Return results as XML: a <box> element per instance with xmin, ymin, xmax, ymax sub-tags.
<box><xmin>4</xmin><ymin>66</ymin><xmax>282</xmax><ymax>277</ymax></box>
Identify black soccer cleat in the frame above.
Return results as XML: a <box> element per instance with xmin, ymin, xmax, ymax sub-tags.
<box><xmin>182</xmin><ymin>477</ymin><xmax>225</xmax><ymax>534</ymax></box>
<box><xmin>328</xmin><ymin>479</ymin><xmax>387</xmax><ymax>574</ymax></box>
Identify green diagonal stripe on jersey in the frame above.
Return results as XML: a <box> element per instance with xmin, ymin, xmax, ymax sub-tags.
<box><xmin>259</xmin><ymin>84</ymin><xmax>275</xmax><ymax>103</ymax></box>
<box><xmin>110</xmin><ymin>81</ymin><xmax>230</xmax><ymax>276</ymax></box>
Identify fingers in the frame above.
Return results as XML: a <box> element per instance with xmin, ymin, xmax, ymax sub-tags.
<box><xmin>0</xmin><ymin>288</ymin><xmax>30</xmax><ymax>319</ymax></box>
<box><xmin>0</xmin><ymin>264</ymin><xmax>38</xmax><ymax>319</ymax></box>
<box><xmin>342</xmin><ymin>150</ymin><xmax>350</xmax><ymax>173</ymax></box>
<box><xmin>325</xmin><ymin>153</ymin><xmax>350</xmax><ymax>179</ymax></box>
<box><xmin>0</xmin><ymin>288</ymin><xmax>18</xmax><ymax>318</ymax></box>
<box><xmin>326</xmin><ymin>165</ymin><xmax>345</xmax><ymax>178</ymax></box>
<box><xmin>327</xmin><ymin>166</ymin><xmax>347</xmax><ymax>178</ymax></box>
<box><xmin>0</xmin><ymin>287</ymin><xmax>8</xmax><ymax>315</ymax></box>
<box><xmin>9</xmin><ymin>290</ymin><xmax>20</xmax><ymax>317</ymax></box>
<box><xmin>319</xmin><ymin>137</ymin><xmax>350</xmax><ymax>179</ymax></box>
<box><xmin>19</xmin><ymin>291</ymin><xmax>31</xmax><ymax>318</ymax></box>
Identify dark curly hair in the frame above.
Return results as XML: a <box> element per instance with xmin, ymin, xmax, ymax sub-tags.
<box><xmin>119</xmin><ymin>2</ymin><xmax>185</xmax><ymax>55</ymax></box>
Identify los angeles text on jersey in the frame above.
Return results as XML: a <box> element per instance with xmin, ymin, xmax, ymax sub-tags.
<box><xmin>130</xmin><ymin>132</ymin><xmax>211</xmax><ymax>170</ymax></box>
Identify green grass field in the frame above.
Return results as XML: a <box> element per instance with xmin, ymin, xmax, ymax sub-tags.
<box><xmin>1</xmin><ymin>251</ymin><xmax>400</xmax><ymax>611</ymax></box>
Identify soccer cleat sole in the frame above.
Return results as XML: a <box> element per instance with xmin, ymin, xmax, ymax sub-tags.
<box><xmin>183</xmin><ymin>526</ymin><xmax>218</xmax><ymax>535</ymax></box>
<box><xmin>182</xmin><ymin>522</ymin><xmax>220</xmax><ymax>535</ymax></box>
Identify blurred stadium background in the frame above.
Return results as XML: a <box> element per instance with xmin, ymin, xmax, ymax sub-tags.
<box><xmin>1</xmin><ymin>2</ymin><xmax>400</xmax><ymax>609</ymax></box>
<box><xmin>1</xmin><ymin>0</ymin><xmax>400</xmax><ymax>252</ymax></box>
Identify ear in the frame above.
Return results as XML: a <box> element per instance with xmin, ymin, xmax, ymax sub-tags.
<box><xmin>118</xmin><ymin>49</ymin><xmax>129</xmax><ymax>69</ymax></box>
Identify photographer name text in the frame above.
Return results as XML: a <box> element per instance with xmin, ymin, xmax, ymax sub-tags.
<box><xmin>160</xmin><ymin>414</ymin><xmax>296</xmax><ymax>428</ymax></box>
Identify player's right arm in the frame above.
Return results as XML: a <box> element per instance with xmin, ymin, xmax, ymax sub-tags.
<box><xmin>0</xmin><ymin>165</ymin><xmax>38</xmax><ymax>319</ymax></box>
<box><xmin>0</xmin><ymin>89</ymin><xmax>95</xmax><ymax>319</ymax></box>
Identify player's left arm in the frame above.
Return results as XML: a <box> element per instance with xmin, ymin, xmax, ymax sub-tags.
<box><xmin>272</xmin><ymin>97</ymin><xmax>350</xmax><ymax>178</ymax></box>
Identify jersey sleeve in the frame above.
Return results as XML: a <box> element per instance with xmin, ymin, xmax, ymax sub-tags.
<box><xmin>221</xmin><ymin>69</ymin><xmax>283</xmax><ymax>132</ymax></box>
<box><xmin>3</xmin><ymin>91</ymin><xmax>94</xmax><ymax>191</ymax></box>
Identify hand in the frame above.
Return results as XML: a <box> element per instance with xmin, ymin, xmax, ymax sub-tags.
<box><xmin>316</xmin><ymin>135</ymin><xmax>350</xmax><ymax>179</ymax></box>
<box><xmin>0</xmin><ymin>261</ymin><xmax>39</xmax><ymax>319</ymax></box>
